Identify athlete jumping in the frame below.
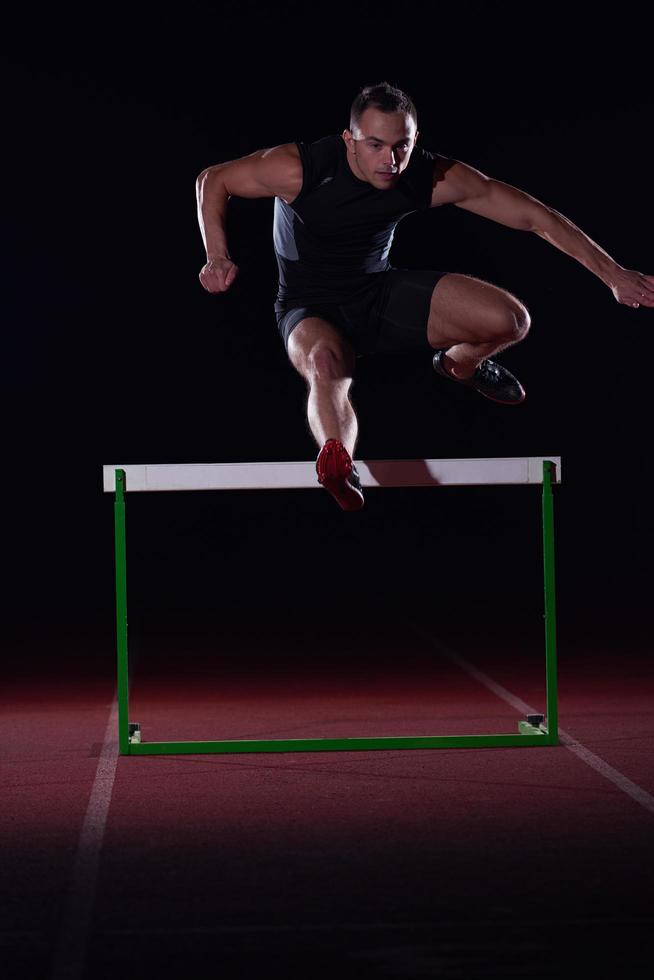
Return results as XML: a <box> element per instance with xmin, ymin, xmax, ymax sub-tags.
<box><xmin>196</xmin><ymin>81</ymin><xmax>653</xmax><ymax>511</ymax></box>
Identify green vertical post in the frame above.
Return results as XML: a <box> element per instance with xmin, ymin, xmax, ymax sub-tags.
<box><xmin>542</xmin><ymin>460</ymin><xmax>559</xmax><ymax>743</ymax></box>
<box><xmin>114</xmin><ymin>468</ymin><xmax>130</xmax><ymax>755</ymax></box>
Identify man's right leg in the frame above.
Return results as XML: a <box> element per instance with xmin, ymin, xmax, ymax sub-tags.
<box><xmin>287</xmin><ymin>316</ymin><xmax>358</xmax><ymax>456</ymax></box>
<box><xmin>287</xmin><ymin>317</ymin><xmax>364</xmax><ymax>511</ymax></box>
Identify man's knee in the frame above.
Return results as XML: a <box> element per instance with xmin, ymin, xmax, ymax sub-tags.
<box><xmin>307</xmin><ymin>345</ymin><xmax>353</xmax><ymax>383</ymax></box>
<box><xmin>514</xmin><ymin>304</ymin><xmax>531</xmax><ymax>340</ymax></box>
<box><xmin>492</xmin><ymin>303</ymin><xmax>531</xmax><ymax>345</ymax></box>
<box><xmin>288</xmin><ymin>320</ymin><xmax>355</xmax><ymax>381</ymax></box>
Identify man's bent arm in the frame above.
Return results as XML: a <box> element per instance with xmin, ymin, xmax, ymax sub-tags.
<box><xmin>196</xmin><ymin>144</ymin><xmax>302</xmax><ymax>261</ymax></box>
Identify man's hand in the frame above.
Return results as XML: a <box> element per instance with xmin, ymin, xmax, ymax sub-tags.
<box><xmin>199</xmin><ymin>257</ymin><xmax>239</xmax><ymax>294</ymax></box>
<box><xmin>609</xmin><ymin>268</ymin><xmax>654</xmax><ymax>309</ymax></box>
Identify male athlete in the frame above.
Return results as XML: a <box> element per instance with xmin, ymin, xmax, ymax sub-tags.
<box><xmin>196</xmin><ymin>82</ymin><xmax>652</xmax><ymax>511</ymax></box>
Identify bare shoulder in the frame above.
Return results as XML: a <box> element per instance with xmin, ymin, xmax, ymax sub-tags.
<box><xmin>258</xmin><ymin>143</ymin><xmax>303</xmax><ymax>204</ymax></box>
<box><xmin>216</xmin><ymin>142</ymin><xmax>302</xmax><ymax>203</ymax></box>
<box><xmin>429</xmin><ymin>153</ymin><xmax>491</xmax><ymax>208</ymax></box>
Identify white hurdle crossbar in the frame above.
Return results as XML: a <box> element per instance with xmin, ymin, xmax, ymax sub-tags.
<box><xmin>105</xmin><ymin>456</ymin><xmax>561</xmax><ymax>755</ymax></box>
<box><xmin>103</xmin><ymin>456</ymin><xmax>560</xmax><ymax>492</ymax></box>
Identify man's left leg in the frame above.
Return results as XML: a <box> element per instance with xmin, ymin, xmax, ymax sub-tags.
<box><xmin>427</xmin><ymin>273</ymin><xmax>531</xmax><ymax>403</ymax></box>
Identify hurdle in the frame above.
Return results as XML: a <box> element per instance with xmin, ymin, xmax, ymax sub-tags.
<box><xmin>103</xmin><ymin>457</ymin><xmax>560</xmax><ymax>755</ymax></box>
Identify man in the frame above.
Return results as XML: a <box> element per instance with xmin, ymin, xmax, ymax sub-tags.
<box><xmin>196</xmin><ymin>82</ymin><xmax>652</xmax><ymax>511</ymax></box>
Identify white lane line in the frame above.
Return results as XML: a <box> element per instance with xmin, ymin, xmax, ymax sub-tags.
<box><xmin>51</xmin><ymin>699</ymin><xmax>119</xmax><ymax>980</ymax></box>
<box><xmin>409</xmin><ymin>623</ymin><xmax>654</xmax><ymax>817</ymax></box>
<box><xmin>558</xmin><ymin>734</ymin><xmax>654</xmax><ymax>815</ymax></box>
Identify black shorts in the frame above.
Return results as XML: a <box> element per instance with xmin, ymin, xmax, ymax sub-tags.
<box><xmin>275</xmin><ymin>267</ymin><xmax>448</xmax><ymax>357</ymax></box>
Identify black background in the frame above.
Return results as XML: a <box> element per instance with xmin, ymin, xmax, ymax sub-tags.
<box><xmin>5</xmin><ymin>1</ymin><xmax>652</xmax><ymax>637</ymax></box>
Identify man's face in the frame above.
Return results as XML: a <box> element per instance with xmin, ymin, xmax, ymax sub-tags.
<box><xmin>343</xmin><ymin>108</ymin><xmax>418</xmax><ymax>190</ymax></box>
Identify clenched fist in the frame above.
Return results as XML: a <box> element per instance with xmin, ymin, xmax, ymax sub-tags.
<box><xmin>199</xmin><ymin>257</ymin><xmax>239</xmax><ymax>293</ymax></box>
<box><xmin>608</xmin><ymin>268</ymin><xmax>654</xmax><ymax>309</ymax></box>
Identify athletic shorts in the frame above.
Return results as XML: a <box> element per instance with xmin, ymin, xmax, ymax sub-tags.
<box><xmin>275</xmin><ymin>267</ymin><xmax>448</xmax><ymax>357</ymax></box>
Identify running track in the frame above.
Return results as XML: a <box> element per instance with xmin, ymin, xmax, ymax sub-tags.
<box><xmin>3</xmin><ymin>590</ymin><xmax>653</xmax><ymax>979</ymax></box>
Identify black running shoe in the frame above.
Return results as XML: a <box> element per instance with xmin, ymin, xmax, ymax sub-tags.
<box><xmin>432</xmin><ymin>349</ymin><xmax>526</xmax><ymax>405</ymax></box>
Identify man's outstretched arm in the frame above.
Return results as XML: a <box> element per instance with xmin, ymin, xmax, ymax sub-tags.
<box><xmin>196</xmin><ymin>144</ymin><xmax>302</xmax><ymax>293</ymax></box>
<box><xmin>430</xmin><ymin>156</ymin><xmax>654</xmax><ymax>310</ymax></box>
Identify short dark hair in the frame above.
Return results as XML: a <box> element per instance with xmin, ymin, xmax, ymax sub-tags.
<box><xmin>350</xmin><ymin>81</ymin><xmax>417</xmax><ymax>131</ymax></box>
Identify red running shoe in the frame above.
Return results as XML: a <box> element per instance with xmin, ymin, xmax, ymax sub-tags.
<box><xmin>315</xmin><ymin>438</ymin><xmax>364</xmax><ymax>511</ymax></box>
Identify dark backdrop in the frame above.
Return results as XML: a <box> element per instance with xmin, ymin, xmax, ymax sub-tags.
<box><xmin>5</xmin><ymin>2</ymin><xmax>652</xmax><ymax>639</ymax></box>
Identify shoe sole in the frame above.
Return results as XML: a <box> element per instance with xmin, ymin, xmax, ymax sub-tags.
<box><xmin>475</xmin><ymin>387</ymin><xmax>526</xmax><ymax>405</ymax></box>
<box><xmin>433</xmin><ymin>355</ymin><xmax>526</xmax><ymax>405</ymax></box>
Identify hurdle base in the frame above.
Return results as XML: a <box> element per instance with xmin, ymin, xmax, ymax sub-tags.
<box><xmin>518</xmin><ymin>719</ymin><xmax>549</xmax><ymax>736</ymax></box>
<box><xmin>122</xmin><ymin>726</ymin><xmax>556</xmax><ymax>756</ymax></box>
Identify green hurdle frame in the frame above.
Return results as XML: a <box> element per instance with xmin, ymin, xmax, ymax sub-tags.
<box><xmin>109</xmin><ymin>458</ymin><xmax>559</xmax><ymax>755</ymax></box>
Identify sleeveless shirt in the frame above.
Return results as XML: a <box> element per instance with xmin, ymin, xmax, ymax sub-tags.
<box><xmin>273</xmin><ymin>134</ymin><xmax>436</xmax><ymax>311</ymax></box>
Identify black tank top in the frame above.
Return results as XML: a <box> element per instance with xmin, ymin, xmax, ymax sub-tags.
<box><xmin>273</xmin><ymin>134</ymin><xmax>436</xmax><ymax>311</ymax></box>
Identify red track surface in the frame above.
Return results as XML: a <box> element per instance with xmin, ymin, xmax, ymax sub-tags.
<box><xmin>3</xmin><ymin>600</ymin><xmax>653</xmax><ymax>979</ymax></box>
